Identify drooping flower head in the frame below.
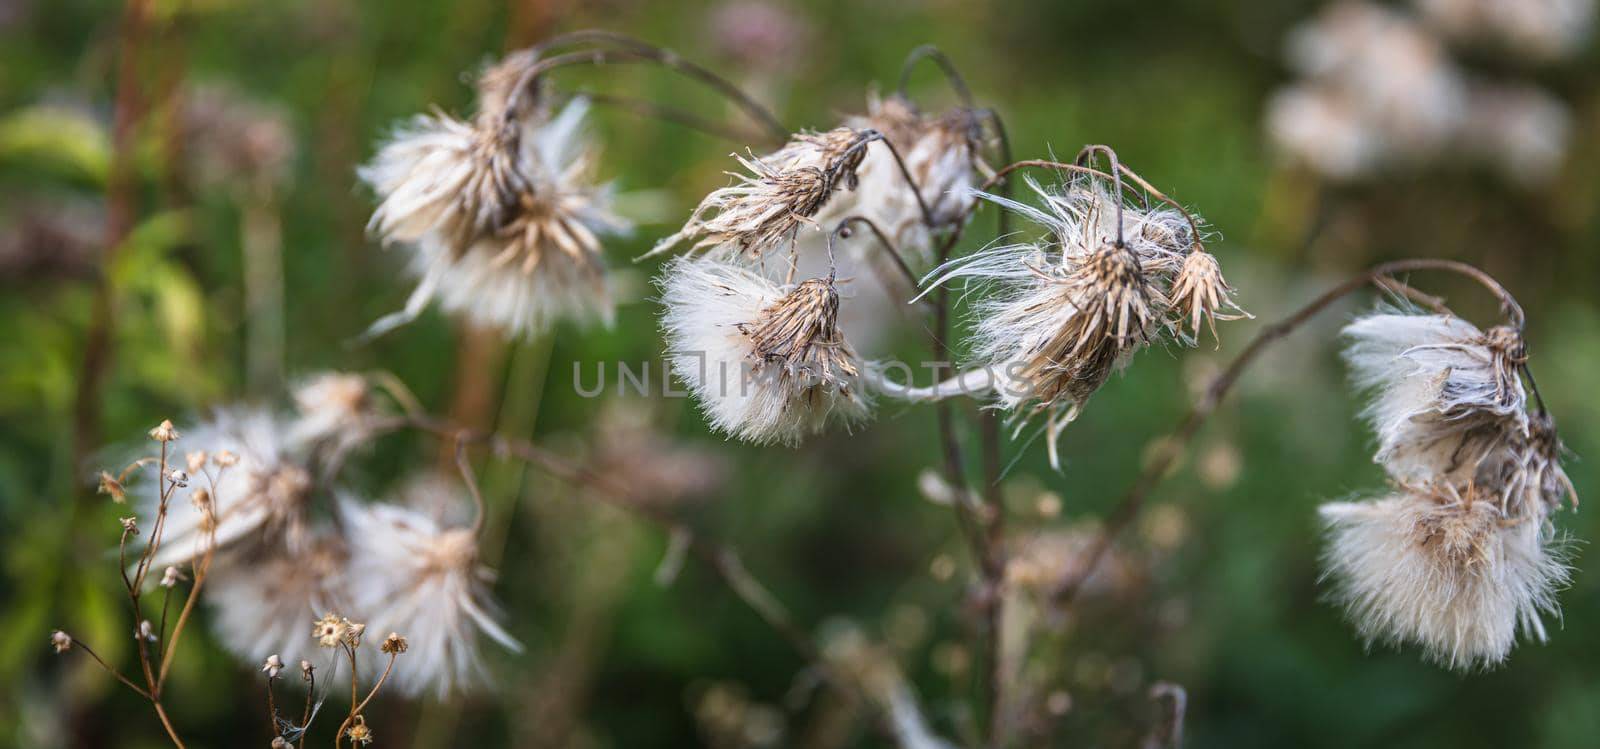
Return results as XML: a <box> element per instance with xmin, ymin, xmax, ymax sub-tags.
<box><xmin>921</xmin><ymin>175</ymin><xmax>1237</xmax><ymax>466</ymax></box>
<box><xmin>1320</xmin><ymin>310</ymin><xmax>1576</xmax><ymax>670</ymax></box>
<box><xmin>648</xmin><ymin>127</ymin><xmax>871</xmax><ymax>260</ymax></box>
<box><xmin>339</xmin><ymin>483</ymin><xmax>520</xmax><ymax>698</ymax></box>
<box><xmin>361</xmin><ymin>50</ymin><xmax>628</xmax><ymax>338</ymax></box>
<box><xmin>659</xmin><ymin>256</ymin><xmax>871</xmax><ymax>446</ymax></box>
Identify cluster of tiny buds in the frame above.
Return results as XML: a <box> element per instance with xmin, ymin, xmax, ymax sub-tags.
<box><xmin>262</xmin><ymin>653</ymin><xmax>285</xmax><ymax>679</ymax></box>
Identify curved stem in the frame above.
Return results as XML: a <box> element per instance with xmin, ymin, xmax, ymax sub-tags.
<box><xmin>352</xmin><ymin>653</ymin><xmax>398</xmax><ymax>715</ymax></box>
<box><xmin>578</xmin><ymin>91</ymin><xmax>768</xmax><ymax>144</ymax></box>
<box><xmin>1074</xmin><ymin>145</ymin><xmax>1126</xmax><ymax>248</ymax></box>
<box><xmin>505</xmin><ymin>42</ymin><xmax>787</xmax><ymax>144</ymax></box>
<box><xmin>455</xmin><ymin>435</ymin><xmax>487</xmax><ymax>536</ymax></box>
<box><xmin>896</xmin><ymin>45</ymin><xmax>976</xmax><ymax>110</ymax></box>
<box><xmin>1053</xmin><ymin>259</ymin><xmax>1527</xmax><ymax>607</ymax></box>
<box><xmin>831</xmin><ymin>216</ymin><xmax>922</xmax><ymax>296</ymax></box>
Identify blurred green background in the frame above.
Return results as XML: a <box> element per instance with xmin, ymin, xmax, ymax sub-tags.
<box><xmin>2</xmin><ymin>0</ymin><xmax>1597</xmax><ymax>746</ymax></box>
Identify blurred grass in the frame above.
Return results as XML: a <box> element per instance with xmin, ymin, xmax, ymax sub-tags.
<box><xmin>2</xmin><ymin>0</ymin><xmax>1597</xmax><ymax>747</ymax></box>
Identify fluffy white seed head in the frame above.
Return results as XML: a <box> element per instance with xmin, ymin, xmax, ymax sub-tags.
<box><xmin>205</xmin><ymin>536</ymin><xmax>348</xmax><ymax>668</ymax></box>
<box><xmin>1319</xmin><ymin>486</ymin><xmax>1568</xmax><ymax>670</ymax></box>
<box><xmin>340</xmin><ymin>486</ymin><xmax>520</xmax><ymax>699</ymax></box>
<box><xmin>659</xmin><ymin>257</ymin><xmax>871</xmax><ymax>446</ymax></box>
<box><xmin>1342</xmin><ymin>312</ymin><xmax>1527</xmax><ymax>484</ymax></box>
<box><xmin>1415</xmin><ymin>0</ymin><xmax>1597</xmax><ymax>62</ymax></box>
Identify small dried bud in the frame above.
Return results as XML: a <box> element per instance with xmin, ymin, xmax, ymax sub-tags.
<box><xmin>120</xmin><ymin>516</ymin><xmax>139</xmax><ymax>535</ymax></box>
<box><xmin>262</xmin><ymin>654</ymin><xmax>284</xmax><ymax>679</ymax></box>
<box><xmin>97</xmin><ymin>471</ymin><xmax>126</xmax><ymax>502</ymax></box>
<box><xmin>300</xmin><ymin>659</ymin><xmax>315</xmax><ymax>681</ymax></box>
<box><xmin>167</xmin><ymin>469</ymin><xmax>189</xmax><ymax>488</ymax></box>
<box><xmin>380</xmin><ymin>632</ymin><xmax>409</xmax><ymax>655</ymax></box>
<box><xmin>50</xmin><ymin>630</ymin><xmax>72</xmax><ymax>654</ymax></box>
<box><xmin>1168</xmin><ymin>249</ymin><xmax>1247</xmax><ymax>346</ymax></box>
<box><xmin>149</xmin><ymin>419</ymin><xmax>181</xmax><ymax>442</ymax></box>
<box><xmin>185</xmin><ymin>451</ymin><xmax>208</xmax><ymax>474</ymax></box>
<box><xmin>313</xmin><ymin>613</ymin><xmax>349</xmax><ymax>648</ymax></box>
<box><xmin>345</xmin><ymin>716</ymin><xmax>373</xmax><ymax>746</ymax></box>
<box><xmin>345</xmin><ymin>621</ymin><xmax>367</xmax><ymax>647</ymax></box>
<box><xmin>213</xmin><ymin>449</ymin><xmax>239</xmax><ymax>467</ymax></box>
<box><xmin>160</xmin><ymin>566</ymin><xmax>186</xmax><ymax>588</ymax></box>
<box><xmin>137</xmin><ymin>620</ymin><xmax>157</xmax><ymax>643</ymax></box>
<box><xmin>190</xmin><ymin>488</ymin><xmax>212</xmax><ymax>511</ymax></box>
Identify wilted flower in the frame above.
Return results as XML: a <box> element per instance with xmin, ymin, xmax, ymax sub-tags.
<box><xmin>1342</xmin><ymin>312</ymin><xmax>1527</xmax><ymax>484</ymax></box>
<box><xmin>339</xmin><ymin>489</ymin><xmax>520</xmax><ymax>698</ymax></box>
<box><xmin>143</xmin><ymin>409</ymin><xmax>314</xmax><ymax>568</ymax></box>
<box><xmin>648</xmin><ymin>127</ymin><xmax>869</xmax><ymax>260</ymax></box>
<box><xmin>345</xmin><ymin>715</ymin><xmax>374</xmax><ymax>746</ymax></box>
<box><xmin>1168</xmin><ymin>249</ymin><xmax>1249</xmax><ymax>345</ymax></box>
<box><xmin>381</xmin><ymin>632</ymin><xmax>409</xmax><ymax>655</ymax></box>
<box><xmin>660</xmin><ymin>257</ymin><xmax>871</xmax><ymax>445</ymax></box>
<box><xmin>362</xmin><ymin>49</ymin><xmax>628</xmax><ymax>338</ymax></box>
<box><xmin>921</xmin><ymin>177</ymin><xmax>1226</xmax><ymax>467</ymax></box>
<box><xmin>1319</xmin><ymin>483</ymin><xmax>1568</xmax><ymax>669</ymax></box>
<box><xmin>120</xmin><ymin>516</ymin><xmax>139</xmax><ymax>535</ymax></box>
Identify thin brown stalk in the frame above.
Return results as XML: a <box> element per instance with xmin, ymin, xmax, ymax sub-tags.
<box><xmin>1053</xmin><ymin>259</ymin><xmax>1528</xmax><ymax>607</ymax></box>
<box><xmin>68</xmin><ymin>640</ymin><xmax>152</xmax><ymax>699</ymax></box>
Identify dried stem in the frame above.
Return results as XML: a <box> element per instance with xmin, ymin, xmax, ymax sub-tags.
<box><xmin>896</xmin><ymin>45</ymin><xmax>976</xmax><ymax>110</ymax></box>
<box><xmin>504</xmin><ymin>36</ymin><xmax>788</xmax><ymax>144</ymax></box>
<box><xmin>831</xmin><ymin>216</ymin><xmax>922</xmax><ymax>299</ymax></box>
<box><xmin>66</xmin><ymin>639</ymin><xmax>151</xmax><ymax>699</ymax></box>
<box><xmin>579</xmin><ymin>91</ymin><xmax>769</xmax><ymax>144</ymax></box>
<box><xmin>1053</xmin><ymin>259</ymin><xmax>1528</xmax><ymax>607</ymax></box>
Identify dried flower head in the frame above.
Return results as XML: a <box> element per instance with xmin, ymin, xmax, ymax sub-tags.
<box><xmin>922</xmin><ymin>177</ymin><xmax>1223</xmax><ymax>466</ymax></box>
<box><xmin>1416</xmin><ymin>0</ymin><xmax>1597</xmax><ymax>62</ymax></box>
<box><xmin>362</xmin><ymin>52</ymin><xmax>628</xmax><ymax>338</ymax></box>
<box><xmin>288</xmin><ymin>371</ymin><xmax>377</xmax><ymax>459</ymax></box>
<box><xmin>660</xmin><ymin>257</ymin><xmax>871</xmax><ymax>445</ymax></box>
<box><xmin>648</xmin><ymin>127</ymin><xmax>869</xmax><ymax>260</ymax></box>
<box><xmin>1319</xmin><ymin>483</ymin><xmax>1568</xmax><ymax>670</ymax></box>
<box><xmin>1167</xmin><ymin>249</ymin><xmax>1248</xmax><ymax>345</ymax></box>
<box><xmin>261</xmin><ymin>654</ymin><xmax>284</xmax><ymax>679</ymax></box>
<box><xmin>381</xmin><ymin>632</ymin><xmax>409</xmax><ymax>655</ymax></box>
<box><xmin>167</xmin><ymin>469</ymin><xmax>189</xmax><ymax>488</ymax></box>
<box><xmin>185</xmin><ymin>451</ymin><xmax>208</xmax><ymax>475</ymax></box>
<box><xmin>340</xmin><ymin>488</ymin><xmax>520</xmax><ymax>698</ymax></box>
<box><xmin>271</xmin><ymin>738</ymin><xmax>291</xmax><ymax>749</ymax></box>
<box><xmin>1343</xmin><ymin>312</ymin><xmax>1528</xmax><ymax>484</ymax></box>
<box><xmin>313</xmin><ymin>612</ymin><xmax>350</xmax><ymax>649</ymax></box>
<box><xmin>120</xmin><ymin>516</ymin><xmax>139</xmax><ymax>535</ymax></box>
<box><xmin>97</xmin><ymin>471</ymin><xmax>126</xmax><ymax>502</ymax></box>
<box><xmin>150</xmin><ymin>419</ymin><xmax>180</xmax><ymax>442</ymax></box>
<box><xmin>345</xmin><ymin>715</ymin><xmax>374</xmax><ymax>746</ymax></box>
<box><xmin>214</xmin><ymin>449</ymin><xmax>240</xmax><ymax>468</ymax></box>
<box><xmin>50</xmin><ymin>630</ymin><xmax>72</xmax><ymax>654</ymax></box>
<box><xmin>143</xmin><ymin>409</ymin><xmax>315</xmax><ymax>568</ymax></box>
<box><xmin>137</xmin><ymin>620</ymin><xmax>156</xmax><ymax>643</ymax></box>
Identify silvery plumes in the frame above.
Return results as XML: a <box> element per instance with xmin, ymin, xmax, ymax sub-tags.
<box><xmin>142</xmin><ymin>409</ymin><xmax>313</xmax><ymax>569</ymax></box>
<box><xmin>340</xmin><ymin>488</ymin><xmax>519</xmax><ymax>698</ymax></box>
<box><xmin>1319</xmin><ymin>485</ymin><xmax>1568</xmax><ymax>670</ymax></box>
<box><xmin>204</xmin><ymin>537</ymin><xmax>348</xmax><ymax>667</ymax></box>
<box><xmin>822</xmin><ymin>93</ymin><xmax>992</xmax><ymax>261</ymax></box>
<box><xmin>659</xmin><ymin>257</ymin><xmax>871</xmax><ymax>446</ymax></box>
<box><xmin>922</xmin><ymin>177</ymin><xmax>1234</xmax><ymax>466</ymax></box>
<box><xmin>1414</xmin><ymin>0</ymin><xmax>1596</xmax><ymax>61</ymax></box>
<box><xmin>362</xmin><ymin>49</ymin><xmax>628</xmax><ymax>338</ymax></box>
<box><xmin>648</xmin><ymin>128</ymin><xmax>868</xmax><ymax>260</ymax></box>
<box><xmin>1342</xmin><ymin>313</ymin><xmax>1526</xmax><ymax>484</ymax></box>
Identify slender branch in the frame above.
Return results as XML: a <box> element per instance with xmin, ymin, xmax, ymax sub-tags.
<box><xmin>352</xmin><ymin>653</ymin><xmax>398</xmax><ymax>715</ymax></box>
<box><xmin>831</xmin><ymin>216</ymin><xmax>922</xmax><ymax>296</ymax></box>
<box><xmin>1053</xmin><ymin>259</ymin><xmax>1528</xmax><ymax>607</ymax></box>
<box><xmin>152</xmin><ymin>701</ymin><xmax>185</xmax><ymax>749</ymax></box>
<box><xmin>66</xmin><ymin>640</ymin><xmax>151</xmax><ymax>699</ymax></box>
<box><xmin>861</xmin><ymin>130</ymin><xmax>938</xmax><ymax>232</ymax></box>
<box><xmin>579</xmin><ymin>91</ymin><xmax>768</xmax><ymax>144</ymax></box>
<box><xmin>504</xmin><ymin>41</ymin><xmax>788</xmax><ymax>143</ymax></box>
<box><xmin>896</xmin><ymin>45</ymin><xmax>976</xmax><ymax>110</ymax></box>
